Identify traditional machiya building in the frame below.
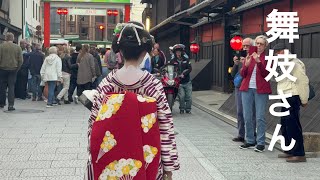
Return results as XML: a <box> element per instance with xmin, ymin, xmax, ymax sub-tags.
<box><xmin>0</xmin><ymin>1</ymin><xmax>22</xmax><ymax>43</ymax></box>
<box><xmin>142</xmin><ymin>0</ymin><xmax>320</xmax><ymax>91</ymax></box>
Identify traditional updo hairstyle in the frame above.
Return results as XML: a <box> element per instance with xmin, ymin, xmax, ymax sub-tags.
<box><xmin>111</xmin><ymin>21</ymin><xmax>153</xmax><ymax>61</ymax></box>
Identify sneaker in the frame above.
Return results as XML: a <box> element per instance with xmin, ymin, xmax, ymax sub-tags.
<box><xmin>239</xmin><ymin>143</ymin><xmax>256</xmax><ymax>149</ymax></box>
<box><xmin>64</xmin><ymin>100</ymin><xmax>71</xmax><ymax>104</ymax></box>
<box><xmin>37</xmin><ymin>97</ymin><xmax>43</xmax><ymax>101</ymax></box>
<box><xmin>8</xmin><ymin>106</ymin><xmax>15</xmax><ymax>111</ymax></box>
<box><xmin>32</xmin><ymin>97</ymin><xmax>36</xmax><ymax>101</ymax></box>
<box><xmin>56</xmin><ymin>99</ymin><xmax>61</xmax><ymax>105</ymax></box>
<box><xmin>180</xmin><ymin>110</ymin><xmax>184</xmax><ymax>114</ymax></box>
<box><xmin>52</xmin><ymin>102</ymin><xmax>58</xmax><ymax>106</ymax></box>
<box><xmin>186</xmin><ymin>110</ymin><xmax>191</xmax><ymax>114</ymax></box>
<box><xmin>0</xmin><ymin>105</ymin><xmax>4</xmax><ymax>108</ymax></box>
<box><xmin>46</xmin><ymin>104</ymin><xmax>53</xmax><ymax>108</ymax></box>
<box><xmin>254</xmin><ymin>145</ymin><xmax>265</xmax><ymax>153</ymax></box>
<box><xmin>74</xmin><ymin>96</ymin><xmax>79</xmax><ymax>104</ymax></box>
<box><xmin>232</xmin><ymin>137</ymin><xmax>245</xmax><ymax>142</ymax></box>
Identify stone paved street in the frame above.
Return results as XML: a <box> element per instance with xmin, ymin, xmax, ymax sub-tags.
<box><xmin>0</xmin><ymin>99</ymin><xmax>319</xmax><ymax>180</ymax></box>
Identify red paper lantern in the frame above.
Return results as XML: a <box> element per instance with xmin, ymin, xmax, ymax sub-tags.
<box><xmin>190</xmin><ymin>43</ymin><xmax>200</xmax><ymax>54</ymax></box>
<box><xmin>62</xmin><ymin>9</ymin><xmax>68</xmax><ymax>15</ymax></box>
<box><xmin>112</xmin><ymin>10</ymin><xmax>119</xmax><ymax>16</ymax></box>
<box><xmin>107</xmin><ymin>10</ymin><xmax>113</xmax><ymax>16</ymax></box>
<box><xmin>56</xmin><ymin>8</ymin><xmax>62</xmax><ymax>15</ymax></box>
<box><xmin>230</xmin><ymin>36</ymin><xmax>243</xmax><ymax>51</ymax></box>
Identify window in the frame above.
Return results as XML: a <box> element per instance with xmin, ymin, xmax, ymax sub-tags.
<box><xmin>36</xmin><ymin>3</ymin><xmax>37</xmax><ymax>20</ymax></box>
<box><xmin>33</xmin><ymin>1</ymin><xmax>34</xmax><ymax>18</ymax></box>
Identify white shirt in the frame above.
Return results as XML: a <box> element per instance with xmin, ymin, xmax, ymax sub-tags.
<box><xmin>249</xmin><ymin>65</ymin><xmax>257</xmax><ymax>89</ymax></box>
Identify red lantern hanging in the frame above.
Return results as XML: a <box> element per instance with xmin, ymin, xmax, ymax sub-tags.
<box><xmin>112</xmin><ymin>10</ymin><xmax>119</xmax><ymax>16</ymax></box>
<box><xmin>107</xmin><ymin>10</ymin><xmax>113</xmax><ymax>16</ymax></box>
<box><xmin>56</xmin><ymin>8</ymin><xmax>62</xmax><ymax>15</ymax></box>
<box><xmin>230</xmin><ymin>36</ymin><xmax>243</xmax><ymax>51</ymax></box>
<box><xmin>62</xmin><ymin>9</ymin><xmax>68</xmax><ymax>15</ymax></box>
<box><xmin>190</xmin><ymin>43</ymin><xmax>200</xmax><ymax>54</ymax></box>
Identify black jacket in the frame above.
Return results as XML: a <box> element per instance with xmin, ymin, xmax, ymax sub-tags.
<box><xmin>69</xmin><ymin>52</ymin><xmax>79</xmax><ymax>79</ymax></box>
<box><xmin>151</xmin><ymin>55</ymin><xmax>165</xmax><ymax>73</ymax></box>
<box><xmin>62</xmin><ymin>55</ymin><xmax>71</xmax><ymax>74</ymax></box>
<box><xmin>169</xmin><ymin>57</ymin><xmax>192</xmax><ymax>84</ymax></box>
<box><xmin>29</xmin><ymin>51</ymin><xmax>44</xmax><ymax>75</ymax></box>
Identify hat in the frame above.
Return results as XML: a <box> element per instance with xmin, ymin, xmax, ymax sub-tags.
<box><xmin>273</xmin><ymin>43</ymin><xmax>287</xmax><ymax>51</ymax></box>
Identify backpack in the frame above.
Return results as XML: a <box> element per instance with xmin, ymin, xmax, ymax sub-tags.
<box><xmin>107</xmin><ymin>50</ymin><xmax>118</xmax><ymax>69</ymax></box>
<box><xmin>233</xmin><ymin>72</ymin><xmax>243</xmax><ymax>88</ymax></box>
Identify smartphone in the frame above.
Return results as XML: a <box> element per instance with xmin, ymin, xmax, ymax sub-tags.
<box><xmin>239</xmin><ymin>50</ymin><xmax>247</xmax><ymax>57</ymax></box>
<box><xmin>248</xmin><ymin>46</ymin><xmax>257</xmax><ymax>55</ymax></box>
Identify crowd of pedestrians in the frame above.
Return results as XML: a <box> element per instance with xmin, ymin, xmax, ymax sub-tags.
<box><xmin>0</xmin><ymin>32</ymin><xmax>193</xmax><ymax>113</ymax></box>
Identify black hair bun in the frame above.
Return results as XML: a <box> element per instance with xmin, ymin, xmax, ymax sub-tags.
<box><xmin>111</xmin><ymin>21</ymin><xmax>152</xmax><ymax>54</ymax></box>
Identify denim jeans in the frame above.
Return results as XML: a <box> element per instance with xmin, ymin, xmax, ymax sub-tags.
<box><xmin>31</xmin><ymin>75</ymin><xmax>42</xmax><ymax>98</ymax></box>
<box><xmin>235</xmin><ymin>88</ymin><xmax>256</xmax><ymax>138</ymax></box>
<box><xmin>241</xmin><ymin>88</ymin><xmax>268</xmax><ymax>145</ymax></box>
<box><xmin>178</xmin><ymin>81</ymin><xmax>192</xmax><ymax>111</ymax></box>
<box><xmin>47</xmin><ymin>81</ymin><xmax>57</xmax><ymax>105</ymax></box>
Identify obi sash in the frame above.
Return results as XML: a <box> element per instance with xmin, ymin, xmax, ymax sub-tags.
<box><xmin>90</xmin><ymin>92</ymin><xmax>161</xmax><ymax>180</ymax></box>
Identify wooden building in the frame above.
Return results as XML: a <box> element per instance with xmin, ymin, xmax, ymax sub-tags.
<box><xmin>142</xmin><ymin>0</ymin><xmax>320</xmax><ymax>92</ymax></box>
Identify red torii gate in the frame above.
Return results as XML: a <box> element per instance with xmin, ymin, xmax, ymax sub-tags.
<box><xmin>43</xmin><ymin>0</ymin><xmax>131</xmax><ymax>48</ymax></box>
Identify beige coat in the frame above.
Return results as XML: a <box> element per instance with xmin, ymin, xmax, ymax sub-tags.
<box><xmin>277</xmin><ymin>58</ymin><xmax>309</xmax><ymax>104</ymax></box>
<box><xmin>77</xmin><ymin>53</ymin><xmax>96</xmax><ymax>85</ymax></box>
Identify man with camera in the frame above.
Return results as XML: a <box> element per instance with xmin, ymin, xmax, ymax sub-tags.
<box><xmin>231</xmin><ymin>37</ymin><xmax>256</xmax><ymax>142</ymax></box>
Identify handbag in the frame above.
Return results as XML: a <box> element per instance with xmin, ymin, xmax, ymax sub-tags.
<box><xmin>233</xmin><ymin>72</ymin><xmax>243</xmax><ymax>88</ymax></box>
<box><xmin>308</xmin><ymin>84</ymin><xmax>315</xmax><ymax>101</ymax></box>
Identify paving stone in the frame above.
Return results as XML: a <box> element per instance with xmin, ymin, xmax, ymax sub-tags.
<box><xmin>0</xmin><ymin>149</ymin><xmax>11</xmax><ymax>155</ymax></box>
<box><xmin>51</xmin><ymin>160</ymin><xmax>87</xmax><ymax>168</ymax></box>
<box><xmin>18</xmin><ymin>138</ymin><xmax>61</xmax><ymax>143</ymax></box>
<box><xmin>42</xmin><ymin>134</ymin><xmax>81</xmax><ymax>138</ymax></box>
<box><xmin>77</xmin><ymin>153</ymin><xmax>89</xmax><ymax>160</ymax></box>
<box><xmin>0</xmin><ymin>170</ymin><xmax>22</xmax><ymax>177</ymax></box>
<box><xmin>36</xmin><ymin>142</ymin><xmax>80</xmax><ymax>148</ymax></box>
<box><xmin>56</xmin><ymin>148</ymin><xmax>87</xmax><ymax>154</ymax></box>
<box><xmin>29</xmin><ymin>154</ymin><xmax>78</xmax><ymax>161</ymax></box>
<box><xmin>59</xmin><ymin>137</ymin><xmax>87</xmax><ymax>142</ymax></box>
<box><xmin>20</xmin><ymin>168</ymin><xmax>75</xmax><ymax>177</ymax></box>
<box><xmin>9</xmin><ymin>148</ymin><xmax>57</xmax><ymax>155</ymax></box>
<box><xmin>0</xmin><ymin>138</ymin><xmax>19</xmax><ymax>143</ymax></box>
<box><xmin>6</xmin><ymin>177</ymin><xmax>46</xmax><ymax>180</ymax></box>
<box><xmin>0</xmin><ymin>154</ymin><xmax>31</xmax><ymax>161</ymax></box>
<box><xmin>0</xmin><ymin>143</ymin><xmax>37</xmax><ymax>149</ymax></box>
<box><xmin>45</xmin><ymin>176</ymin><xmax>83</xmax><ymax>180</ymax></box>
<box><xmin>75</xmin><ymin>167</ymin><xmax>86</xmax><ymax>176</ymax></box>
<box><xmin>0</xmin><ymin>161</ymin><xmax>51</xmax><ymax>169</ymax></box>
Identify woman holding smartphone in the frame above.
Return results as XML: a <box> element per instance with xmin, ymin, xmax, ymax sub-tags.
<box><xmin>239</xmin><ymin>35</ymin><xmax>272</xmax><ymax>153</ymax></box>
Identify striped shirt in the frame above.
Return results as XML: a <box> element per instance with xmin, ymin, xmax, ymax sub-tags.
<box><xmin>86</xmin><ymin>70</ymin><xmax>180</xmax><ymax>179</ymax></box>
<box><xmin>249</xmin><ymin>65</ymin><xmax>257</xmax><ymax>89</ymax></box>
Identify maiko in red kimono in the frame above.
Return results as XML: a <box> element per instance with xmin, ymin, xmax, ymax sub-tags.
<box><xmin>89</xmin><ymin>91</ymin><xmax>161</xmax><ymax>180</ymax></box>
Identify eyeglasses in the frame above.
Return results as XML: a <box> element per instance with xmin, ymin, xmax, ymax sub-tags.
<box><xmin>242</xmin><ymin>45</ymin><xmax>250</xmax><ymax>47</ymax></box>
<box><xmin>256</xmin><ymin>42</ymin><xmax>265</xmax><ymax>46</ymax></box>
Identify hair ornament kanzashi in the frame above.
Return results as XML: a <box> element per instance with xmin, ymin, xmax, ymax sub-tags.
<box><xmin>115</xmin><ymin>23</ymin><xmax>144</xmax><ymax>46</ymax></box>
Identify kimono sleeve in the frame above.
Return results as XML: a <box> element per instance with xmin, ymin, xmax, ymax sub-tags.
<box><xmin>153</xmin><ymin>80</ymin><xmax>180</xmax><ymax>172</ymax></box>
<box><xmin>88</xmin><ymin>79</ymin><xmax>112</xmax><ymax>138</ymax></box>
